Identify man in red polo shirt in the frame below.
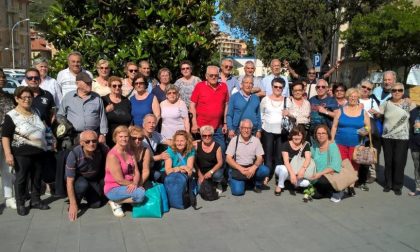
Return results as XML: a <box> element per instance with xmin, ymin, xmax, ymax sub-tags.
<box><xmin>190</xmin><ymin>65</ymin><xmax>229</xmax><ymax>151</ymax></box>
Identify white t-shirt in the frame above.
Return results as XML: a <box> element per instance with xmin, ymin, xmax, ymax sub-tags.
<box><xmin>56</xmin><ymin>68</ymin><xmax>93</xmax><ymax>97</ymax></box>
<box><xmin>359</xmin><ymin>98</ymin><xmax>380</xmax><ymax>118</ymax></box>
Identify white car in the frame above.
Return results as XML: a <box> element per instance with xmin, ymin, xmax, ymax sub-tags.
<box><xmin>4</xmin><ymin>78</ymin><xmax>21</xmax><ymax>95</ymax></box>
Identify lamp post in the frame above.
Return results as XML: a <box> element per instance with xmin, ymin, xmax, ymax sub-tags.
<box><xmin>11</xmin><ymin>18</ymin><xmax>30</xmax><ymax>69</ymax></box>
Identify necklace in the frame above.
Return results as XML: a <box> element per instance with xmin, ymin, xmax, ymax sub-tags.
<box><xmin>16</xmin><ymin>106</ymin><xmax>33</xmax><ymax>117</ymax></box>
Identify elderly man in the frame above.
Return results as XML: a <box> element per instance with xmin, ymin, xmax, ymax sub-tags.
<box><xmin>66</xmin><ymin>130</ymin><xmax>108</xmax><ymax>221</ymax></box>
<box><xmin>308</xmin><ymin>79</ymin><xmax>338</xmax><ymax>135</ymax></box>
<box><xmin>191</xmin><ymin>65</ymin><xmax>229</xmax><ymax>151</ymax></box>
<box><xmin>142</xmin><ymin>114</ymin><xmax>170</xmax><ymax>181</ymax></box>
<box><xmin>227</xmin><ymin>75</ymin><xmax>262</xmax><ymax>139</ymax></box>
<box><xmin>220</xmin><ymin>58</ymin><xmax>240</xmax><ymax>95</ymax></box>
<box><xmin>238</xmin><ymin>60</ymin><xmax>263</xmax><ymax>96</ymax></box>
<box><xmin>139</xmin><ymin>60</ymin><xmax>158</xmax><ymax>93</ymax></box>
<box><xmin>226</xmin><ymin>119</ymin><xmax>269</xmax><ymax>195</ymax></box>
<box><xmin>57</xmin><ymin>72</ymin><xmax>108</xmax><ymax>144</ymax></box>
<box><xmin>372</xmin><ymin>70</ymin><xmax>396</xmax><ymax>105</ymax></box>
<box><xmin>56</xmin><ymin>51</ymin><xmax>93</xmax><ymax>97</ymax></box>
<box><xmin>261</xmin><ymin>59</ymin><xmax>290</xmax><ymax>97</ymax></box>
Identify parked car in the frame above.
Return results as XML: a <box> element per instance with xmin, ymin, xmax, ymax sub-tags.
<box><xmin>4</xmin><ymin>78</ymin><xmax>21</xmax><ymax>94</ymax></box>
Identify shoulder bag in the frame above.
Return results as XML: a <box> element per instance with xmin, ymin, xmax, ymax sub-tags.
<box><xmin>281</xmin><ymin>97</ymin><xmax>296</xmax><ymax>135</ymax></box>
<box><xmin>352</xmin><ymin>128</ymin><xmax>378</xmax><ymax>165</ymax></box>
<box><xmin>323</xmin><ymin>146</ymin><xmax>358</xmax><ymax>191</ymax></box>
<box><xmin>290</xmin><ymin>141</ymin><xmax>316</xmax><ymax>179</ymax></box>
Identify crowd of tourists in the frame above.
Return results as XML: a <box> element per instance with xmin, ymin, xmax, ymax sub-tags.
<box><xmin>0</xmin><ymin>51</ymin><xmax>418</xmax><ymax>220</ymax></box>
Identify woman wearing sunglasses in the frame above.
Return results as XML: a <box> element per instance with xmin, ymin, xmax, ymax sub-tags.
<box><xmin>121</xmin><ymin>62</ymin><xmax>138</xmax><ymax>97</ymax></box>
<box><xmin>380</xmin><ymin>83</ymin><xmax>416</xmax><ymax>195</ymax></box>
<box><xmin>102</xmin><ymin>76</ymin><xmax>132</xmax><ymax>147</ymax></box>
<box><xmin>92</xmin><ymin>59</ymin><xmax>111</xmax><ymax>97</ymax></box>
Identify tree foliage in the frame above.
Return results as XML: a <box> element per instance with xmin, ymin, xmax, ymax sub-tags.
<box><xmin>43</xmin><ymin>0</ymin><xmax>217</xmax><ymax>77</ymax></box>
<box><xmin>343</xmin><ymin>0</ymin><xmax>420</xmax><ymax>80</ymax></box>
<box><xmin>221</xmin><ymin>0</ymin><xmax>388</xmax><ymax>69</ymax></box>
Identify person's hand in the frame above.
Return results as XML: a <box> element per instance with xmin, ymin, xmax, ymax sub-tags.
<box><xmin>5</xmin><ymin>153</ymin><xmax>14</xmax><ymax>167</ymax></box>
<box><xmin>159</xmin><ymin>151</ymin><xmax>169</xmax><ymax>161</ymax></box>
<box><xmin>98</xmin><ymin>134</ymin><xmax>106</xmax><ymax>143</ymax></box>
<box><xmin>198</xmin><ymin>176</ymin><xmax>204</xmax><ymax>184</ymax></box>
<box><xmin>255</xmin><ymin>131</ymin><xmax>262</xmax><ymax>139</ymax></box>
<box><xmin>68</xmin><ymin>203</ymin><xmax>78</xmax><ymax>222</ymax></box>
<box><xmin>369</xmin><ymin>109</ymin><xmax>379</xmax><ymax>116</ymax></box>
<box><xmin>191</xmin><ymin>123</ymin><xmax>199</xmax><ymax>134</ymax></box>
<box><xmin>290</xmin><ymin>173</ymin><xmax>298</xmax><ymax>186</ymax></box>
<box><xmin>126</xmin><ymin>183</ymin><xmax>137</xmax><ymax>193</ymax></box>
<box><xmin>282</xmin><ymin>109</ymin><xmax>289</xmax><ymax>116</ymax></box>
<box><xmin>222</xmin><ymin>124</ymin><xmax>228</xmax><ymax>134</ymax></box>
<box><xmin>203</xmin><ymin>171</ymin><xmax>212</xmax><ymax>180</ymax></box>
<box><xmin>415</xmin><ymin>122</ymin><xmax>420</xmax><ymax>129</ymax></box>
<box><xmin>283</xmin><ymin>60</ymin><xmax>290</xmax><ymax>68</ymax></box>
<box><xmin>105</xmin><ymin>104</ymin><xmax>114</xmax><ymax>113</ymax></box>
<box><xmin>318</xmin><ymin>106</ymin><xmax>327</xmax><ymax>114</ymax></box>
<box><xmin>228</xmin><ymin>130</ymin><xmax>236</xmax><ymax>139</ymax></box>
<box><xmin>297</xmin><ymin>168</ymin><xmax>305</xmax><ymax>180</ymax></box>
<box><xmin>246</xmin><ymin>165</ymin><xmax>257</xmax><ymax>179</ymax></box>
<box><xmin>309</xmin><ymin>172</ymin><xmax>322</xmax><ymax>181</ymax></box>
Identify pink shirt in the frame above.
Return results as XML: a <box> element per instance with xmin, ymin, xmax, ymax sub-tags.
<box><xmin>104</xmin><ymin>147</ymin><xmax>136</xmax><ymax>194</ymax></box>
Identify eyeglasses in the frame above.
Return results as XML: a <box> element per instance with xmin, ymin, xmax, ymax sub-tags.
<box><xmin>273</xmin><ymin>85</ymin><xmax>283</xmax><ymax>89</ymax></box>
<box><xmin>112</xmin><ymin>84</ymin><xmax>122</xmax><ymax>88</ymax></box>
<box><xmin>166</xmin><ymin>91</ymin><xmax>177</xmax><ymax>95</ymax></box>
<box><xmin>134</xmin><ymin>81</ymin><xmax>146</xmax><ymax>85</ymax></box>
<box><xmin>240</xmin><ymin>126</ymin><xmax>252</xmax><ymax>130</ymax></box>
<box><xmin>308</xmin><ymin>72</ymin><xmax>316</xmax><ymax>75</ymax></box>
<box><xmin>26</xmin><ymin>76</ymin><xmax>40</xmax><ymax>81</ymax></box>
<box><xmin>128</xmin><ymin>69</ymin><xmax>138</xmax><ymax>73</ymax></box>
<box><xmin>84</xmin><ymin>139</ymin><xmax>98</xmax><ymax>144</ymax></box>
<box><xmin>131</xmin><ymin>137</ymin><xmax>144</xmax><ymax>141</ymax></box>
<box><xmin>19</xmin><ymin>96</ymin><xmax>33</xmax><ymax>100</ymax></box>
<box><xmin>181</xmin><ymin>67</ymin><xmax>190</xmax><ymax>70</ymax></box>
<box><xmin>224</xmin><ymin>65</ymin><xmax>233</xmax><ymax>69</ymax></box>
<box><xmin>201</xmin><ymin>134</ymin><xmax>212</xmax><ymax>138</ymax></box>
<box><xmin>361</xmin><ymin>85</ymin><xmax>372</xmax><ymax>91</ymax></box>
<box><xmin>392</xmin><ymin>89</ymin><xmax>404</xmax><ymax>93</ymax></box>
<box><xmin>316</xmin><ymin>132</ymin><xmax>327</xmax><ymax>135</ymax></box>
<box><xmin>99</xmin><ymin>67</ymin><xmax>109</xmax><ymax>70</ymax></box>
<box><xmin>316</xmin><ymin>86</ymin><xmax>327</xmax><ymax>89</ymax></box>
<box><xmin>207</xmin><ymin>74</ymin><xmax>218</xmax><ymax>78</ymax></box>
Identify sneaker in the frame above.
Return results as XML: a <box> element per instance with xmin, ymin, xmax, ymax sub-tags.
<box><xmin>5</xmin><ymin>197</ymin><xmax>17</xmax><ymax>209</ymax></box>
<box><xmin>330</xmin><ymin>191</ymin><xmax>344</xmax><ymax>203</ymax></box>
<box><xmin>360</xmin><ymin>184</ymin><xmax>369</xmax><ymax>191</ymax></box>
<box><xmin>109</xmin><ymin>201</ymin><xmax>125</xmax><ymax>217</ymax></box>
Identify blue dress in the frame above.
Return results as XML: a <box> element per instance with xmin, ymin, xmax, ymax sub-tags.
<box><xmin>335</xmin><ymin>107</ymin><xmax>364</xmax><ymax>147</ymax></box>
<box><xmin>130</xmin><ymin>93</ymin><xmax>154</xmax><ymax>126</ymax></box>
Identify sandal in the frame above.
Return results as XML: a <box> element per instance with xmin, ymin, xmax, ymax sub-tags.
<box><xmin>274</xmin><ymin>187</ymin><xmax>282</xmax><ymax>196</ymax></box>
<box><xmin>109</xmin><ymin>201</ymin><xmax>125</xmax><ymax>217</ymax></box>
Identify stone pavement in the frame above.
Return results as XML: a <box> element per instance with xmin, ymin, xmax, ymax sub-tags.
<box><xmin>1</xmin><ymin>153</ymin><xmax>419</xmax><ymax>252</ymax></box>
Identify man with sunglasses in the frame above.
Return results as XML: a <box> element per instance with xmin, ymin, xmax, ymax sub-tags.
<box><xmin>65</xmin><ymin>130</ymin><xmax>108</xmax><ymax>221</ymax></box>
<box><xmin>308</xmin><ymin>79</ymin><xmax>338</xmax><ymax>136</ymax></box>
<box><xmin>57</xmin><ymin>51</ymin><xmax>93</xmax><ymax>97</ymax></box>
<box><xmin>219</xmin><ymin>58</ymin><xmax>240</xmax><ymax>96</ymax></box>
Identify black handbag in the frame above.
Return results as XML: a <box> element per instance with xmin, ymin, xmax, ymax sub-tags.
<box><xmin>199</xmin><ymin>179</ymin><xmax>219</xmax><ymax>201</ymax></box>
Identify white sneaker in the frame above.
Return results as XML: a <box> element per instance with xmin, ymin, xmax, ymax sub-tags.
<box><xmin>5</xmin><ymin>197</ymin><xmax>17</xmax><ymax>209</ymax></box>
<box><xmin>216</xmin><ymin>188</ymin><xmax>223</xmax><ymax>196</ymax></box>
<box><xmin>330</xmin><ymin>191</ymin><xmax>344</xmax><ymax>203</ymax></box>
<box><xmin>109</xmin><ymin>201</ymin><xmax>125</xmax><ymax>217</ymax></box>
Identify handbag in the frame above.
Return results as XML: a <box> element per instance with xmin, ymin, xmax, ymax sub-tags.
<box><xmin>281</xmin><ymin>97</ymin><xmax>296</xmax><ymax>135</ymax></box>
<box><xmin>199</xmin><ymin>179</ymin><xmax>219</xmax><ymax>201</ymax></box>
<box><xmin>290</xmin><ymin>142</ymin><xmax>316</xmax><ymax>179</ymax></box>
<box><xmin>132</xmin><ymin>184</ymin><xmax>163</xmax><ymax>218</ymax></box>
<box><xmin>324</xmin><ymin>159</ymin><xmax>358</xmax><ymax>191</ymax></box>
<box><xmin>353</xmin><ymin>128</ymin><xmax>377</xmax><ymax>165</ymax></box>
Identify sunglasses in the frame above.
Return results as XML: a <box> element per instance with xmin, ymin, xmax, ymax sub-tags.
<box><xmin>181</xmin><ymin>67</ymin><xmax>190</xmax><ymax>70</ymax></box>
<box><xmin>131</xmin><ymin>137</ymin><xmax>144</xmax><ymax>141</ymax></box>
<box><xmin>316</xmin><ymin>86</ymin><xmax>327</xmax><ymax>89</ymax></box>
<box><xmin>167</xmin><ymin>91</ymin><xmax>177</xmax><ymax>95</ymax></box>
<box><xmin>361</xmin><ymin>85</ymin><xmax>372</xmax><ymax>91</ymax></box>
<box><xmin>201</xmin><ymin>134</ymin><xmax>212</xmax><ymax>138</ymax></box>
<box><xmin>224</xmin><ymin>65</ymin><xmax>233</xmax><ymax>69</ymax></box>
<box><xmin>99</xmin><ymin>67</ymin><xmax>109</xmax><ymax>70</ymax></box>
<box><xmin>26</xmin><ymin>76</ymin><xmax>40</xmax><ymax>81</ymax></box>
<box><xmin>392</xmin><ymin>89</ymin><xmax>404</xmax><ymax>93</ymax></box>
<box><xmin>84</xmin><ymin>139</ymin><xmax>98</xmax><ymax>144</ymax></box>
<box><xmin>273</xmin><ymin>85</ymin><xmax>283</xmax><ymax>89</ymax></box>
<box><xmin>134</xmin><ymin>81</ymin><xmax>146</xmax><ymax>85</ymax></box>
<box><xmin>112</xmin><ymin>84</ymin><xmax>122</xmax><ymax>88</ymax></box>
<box><xmin>128</xmin><ymin>69</ymin><xmax>138</xmax><ymax>73</ymax></box>
<box><xmin>308</xmin><ymin>72</ymin><xmax>316</xmax><ymax>75</ymax></box>
<box><xmin>207</xmin><ymin>74</ymin><xmax>218</xmax><ymax>78</ymax></box>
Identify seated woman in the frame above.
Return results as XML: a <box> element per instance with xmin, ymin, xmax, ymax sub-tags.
<box><xmin>274</xmin><ymin>126</ymin><xmax>311</xmax><ymax>196</ymax></box>
<box><xmin>128</xmin><ymin>126</ymin><xmax>151</xmax><ymax>187</ymax></box>
<box><xmin>310</xmin><ymin>125</ymin><xmax>343</xmax><ymax>203</ymax></box>
<box><xmin>104</xmin><ymin>126</ymin><xmax>145</xmax><ymax>217</ymax></box>
<box><xmin>194</xmin><ymin>125</ymin><xmax>224</xmax><ymax>194</ymax></box>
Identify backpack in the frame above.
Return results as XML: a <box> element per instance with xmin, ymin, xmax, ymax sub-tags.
<box><xmin>199</xmin><ymin>179</ymin><xmax>219</xmax><ymax>201</ymax></box>
<box><xmin>164</xmin><ymin>172</ymin><xmax>198</xmax><ymax>209</ymax></box>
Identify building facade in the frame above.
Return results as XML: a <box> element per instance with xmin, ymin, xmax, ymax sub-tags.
<box><xmin>0</xmin><ymin>0</ymin><xmax>30</xmax><ymax>69</ymax></box>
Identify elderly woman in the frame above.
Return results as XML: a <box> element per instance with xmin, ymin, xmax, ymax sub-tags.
<box><xmin>174</xmin><ymin>60</ymin><xmax>201</xmax><ymax>109</ymax></box>
<box><xmin>121</xmin><ymin>62</ymin><xmax>138</xmax><ymax>97</ymax></box>
<box><xmin>358</xmin><ymin>79</ymin><xmax>381</xmax><ymax>185</ymax></box>
<box><xmin>152</xmin><ymin>67</ymin><xmax>172</xmax><ymax>103</ymax></box>
<box><xmin>380</xmin><ymin>83</ymin><xmax>416</xmax><ymax>195</ymax></box>
<box><xmin>2</xmin><ymin>86</ymin><xmax>49</xmax><ymax>215</ymax></box>
<box><xmin>332</xmin><ymin>83</ymin><xmax>347</xmax><ymax>107</ymax></box>
<box><xmin>104</xmin><ymin>126</ymin><xmax>145</xmax><ymax>218</ymax></box>
<box><xmin>129</xmin><ymin>126</ymin><xmax>151</xmax><ymax>186</ymax></box>
<box><xmin>160</xmin><ymin>84</ymin><xmax>189</xmax><ymax>140</ymax></box>
<box><xmin>102</xmin><ymin>76</ymin><xmax>132</xmax><ymax>147</ymax></box>
<box><xmin>274</xmin><ymin>126</ymin><xmax>311</xmax><ymax>196</ymax></box>
<box><xmin>130</xmin><ymin>73</ymin><xmax>160</xmax><ymax>127</ymax></box>
<box><xmin>289</xmin><ymin>81</ymin><xmax>311</xmax><ymax>141</ymax></box>
<box><xmin>331</xmin><ymin>88</ymin><xmax>370</xmax><ymax>195</ymax></box>
<box><xmin>0</xmin><ymin>69</ymin><xmax>16</xmax><ymax>209</ymax></box>
<box><xmin>260</xmin><ymin>77</ymin><xmax>291</xmax><ymax>186</ymax></box>
<box><xmin>194</xmin><ymin>125</ymin><xmax>224</xmax><ymax>193</ymax></box>
<box><xmin>92</xmin><ymin>59</ymin><xmax>111</xmax><ymax>97</ymax></box>
<box><xmin>310</xmin><ymin>125</ymin><xmax>343</xmax><ymax>202</ymax></box>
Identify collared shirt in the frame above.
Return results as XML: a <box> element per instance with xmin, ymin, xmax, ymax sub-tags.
<box><xmin>22</xmin><ymin>76</ymin><xmax>63</xmax><ymax>106</ymax></box>
<box><xmin>65</xmin><ymin>144</ymin><xmax>108</xmax><ymax>179</ymax></box>
<box><xmin>32</xmin><ymin>88</ymin><xmax>55</xmax><ymax>127</ymax></box>
<box><xmin>226</xmin><ymin>135</ymin><xmax>264</xmax><ymax>166</ymax></box>
<box><xmin>57</xmin><ymin>90</ymin><xmax>108</xmax><ymax>134</ymax></box>
<box><xmin>237</xmin><ymin>75</ymin><xmax>262</xmax><ymax>90</ymax></box>
<box><xmin>219</xmin><ymin>74</ymin><xmax>240</xmax><ymax>96</ymax></box>
<box><xmin>227</xmin><ymin>91</ymin><xmax>261</xmax><ymax>132</ymax></box>
<box><xmin>56</xmin><ymin>68</ymin><xmax>93</xmax><ymax>97</ymax></box>
<box><xmin>261</xmin><ymin>74</ymin><xmax>289</xmax><ymax>97</ymax></box>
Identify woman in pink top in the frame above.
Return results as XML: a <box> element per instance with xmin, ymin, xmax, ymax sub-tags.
<box><xmin>104</xmin><ymin>126</ymin><xmax>145</xmax><ymax>217</ymax></box>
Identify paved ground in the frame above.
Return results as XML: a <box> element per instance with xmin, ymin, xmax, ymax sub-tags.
<box><xmin>1</xmin><ymin>153</ymin><xmax>419</xmax><ymax>252</ymax></box>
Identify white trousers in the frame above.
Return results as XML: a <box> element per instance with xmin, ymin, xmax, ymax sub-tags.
<box><xmin>274</xmin><ymin>165</ymin><xmax>310</xmax><ymax>188</ymax></box>
<box><xmin>0</xmin><ymin>143</ymin><xmax>15</xmax><ymax>198</ymax></box>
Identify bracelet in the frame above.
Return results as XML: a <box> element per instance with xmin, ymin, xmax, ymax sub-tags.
<box><xmin>210</xmin><ymin>170</ymin><xmax>214</xmax><ymax>175</ymax></box>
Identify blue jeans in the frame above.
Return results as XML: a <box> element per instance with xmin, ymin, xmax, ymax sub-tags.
<box><xmin>106</xmin><ymin>186</ymin><xmax>145</xmax><ymax>203</ymax></box>
<box><xmin>213</xmin><ymin>127</ymin><xmax>226</xmax><ymax>154</ymax></box>
<box><xmin>229</xmin><ymin>165</ymin><xmax>270</xmax><ymax>196</ymax></box>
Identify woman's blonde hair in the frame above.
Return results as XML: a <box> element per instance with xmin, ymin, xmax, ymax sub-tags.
<box><xmin>112</xmin><ymin>125</ymin><xmax>129</xmax><ymax>143</ymax></box>
<box><xmin>170</xmin><ymin>130</ymin><xmax>194</xmax><ymax>156</ymax></box>
<box><xmin>345</xmin><ymin>88</ymin><xmax>360</xmax><ymax>100</ymax></box>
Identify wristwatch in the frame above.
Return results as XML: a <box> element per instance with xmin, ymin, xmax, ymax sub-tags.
<box><xmin>210</xmin><ymin>170</ymin><xmax>214</xmax><ymax>175</ymax></box>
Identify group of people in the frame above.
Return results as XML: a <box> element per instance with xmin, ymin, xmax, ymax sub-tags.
<box><xmin>0</xmin><ymin>51</ymin><xmax>419</xmax><ymax>220</ymax></box>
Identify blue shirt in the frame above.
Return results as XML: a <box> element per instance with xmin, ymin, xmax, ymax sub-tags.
<box><xmin>335</xmin><ymin>107</ymin><xmax>365</xmax><ymax>147</ymax></box>
<box><xmin>261</xmin><ymin>74</ymin><xmax>289</xmax><ymax>97</ymax></box>
<box><xmin>130</xmin><ymin>93</ymin><xmax>154</xmax><ymax>126</ymax></box>
<box><xmin>219</xmin><ymin>75</ymin><xmax>240</xmax><ymax>96</ymax></box>
<box><xmin>226</xmin><ymin>91</ymin><xmax>261</xmax><ymax>132</ymax></box>
<box><xmin>309</xmin><ymin>95</ymin><xmax>338</xmax><ymax>130</ymax></box>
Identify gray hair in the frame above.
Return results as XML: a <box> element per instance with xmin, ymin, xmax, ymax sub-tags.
<box><xmin>383</xmin><ymin>70</ymin><xmax>397</xmax><ymax>81</ymax></box>
<box><xmin>142</xmin><ymin>114</ymin><xmax>157</xmax><ymax>126</ymax></box>
<box><xmin>67</xmin><ymin>51</ymin><xmax>82</xmax><ymax>60</ymax></box>
<box><xmin>206</xmin><ymin>65</ymin><xmax>219</xmax><ymax>75</ymax></box>
<box><xmin>317</xmin><ymin>79</ymin><xmax>329</xmax><ymax>87</ymax></box>
<box><xmin>241</xmin><ymin>75</ymin><xmax>254</xmax><ymax>84</ymax></box>
<box><xmin>239</xmin><ymin>119</ymin><xmax>253</xmax><ymax>128</ymax></box>
<box><xmin>244</xmin><ymin>60</ymin><xmax>255</xmax><ymax>67</ymax></box>
<box><xmin>221</xmin><ymin>58</ymin><xmax>233</xmax><ymax>66</ymax></box>
<box><xmin>200</xmin><ymin>125</ymin><xmax>214</xmax><ymax>135</ymax></box>
<box><xmin>32</xmin><ymin>57</ymin><xmax>48</xmax><ymax>67</ymax></box>
<box><xmin>391</xmin><ymin>82</ymin><xmax>404</xmax><ymax>90</ymax></box>
<box><xmin>79</xmin><ymin>130</ymin><xmax>98</xmax><ymax>143</ymax></box>
<box><xmin>165</xmin><ymin>84</ymin><xmax>179</xmax><ymax>94</ymax></box>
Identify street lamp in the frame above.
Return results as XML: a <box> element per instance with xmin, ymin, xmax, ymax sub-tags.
<box><xmin>11</xmin><ymin>18</ymin><xmax>30</xmax><ymax>69</ymax></box>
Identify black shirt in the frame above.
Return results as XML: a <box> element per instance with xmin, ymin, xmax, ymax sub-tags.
<box><xmin>32</xmin><ymin>88</ymin><xmax>55</xmax><ymax>126</ymax></box>
<box><xmin>102</xmin><ymin>94</ymin><xmax>132</xmax><ymax>145</ymax></box>
<box><xmin>281</xmin><ymin>141</ymin><xmax>311</xmax><ymax>163</ymax></box>
<box><xmin>195</xmin><ymin>141</ymin><xmax>220</xmax><ymax>174</ymax></box>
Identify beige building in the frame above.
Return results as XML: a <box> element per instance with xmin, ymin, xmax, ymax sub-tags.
<box><xmin>0</xmin><ymin>0</ymin><xmax>31</xmax><ymax>69</ymax></box>
<box><xmin>211</xmin><ymin>21</ymin><xmax>247</xmax><ymax>58</ymax></box>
